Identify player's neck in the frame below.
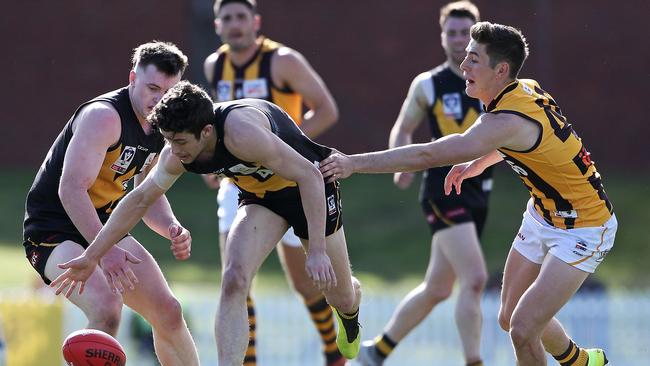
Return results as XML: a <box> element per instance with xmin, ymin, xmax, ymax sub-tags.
<box><xmin>197</xmin><ymin>128</ymin><xmax>218</xmax><ymax>161</ymax></box>
<box><xmin>229</xmin><ymin>37</ymin><xmax>261</xmax><ymax>67</ymax></box>
<box><xmin>127</xmin><ymin>86</ymin><xmax>155</xmax><ymax>134</ymax></box>
<box><xmin>482</xmin><ymin>78</ymin><xmax>516</xmax><ymax>106</ymax></box>
<box><xmin>446</xmin><ymin>60</ymin><xmax>464</xmax><ymax>79</ymax></box>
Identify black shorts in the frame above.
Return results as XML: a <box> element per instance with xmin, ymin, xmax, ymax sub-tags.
<box><xmin>239</xmin><ymin>181</ymin><xmax>343</xmax><ymax>239</ymax></box>
<box><xmin>23</xmin><ymin>231</ymin><xmax>87</xmax><ymax>285</ymax></box>
<box><xmin>420</xmin><ymin>196</ymin><xmax>488</xmax><ymax>237</ymax></box>
<box><xmin>23</xmin><ymin>230</ymin><xmax>130</xmax><ymax>285</ymax></box>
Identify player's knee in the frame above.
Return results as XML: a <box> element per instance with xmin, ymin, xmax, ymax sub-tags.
<box><xmin>89</xmin><ymin>299</ymin><xmax>122</xmax><ymax>335</ymax></box>
<box><xmin>221</xmin><ymin>265</ymin><xmax>250</xmax><ymax>298</ymax></box>
<box><xmin>150</xmin><ymin>296</ymin><xmax>185</xmax><ymax>333</ymax></box>
<box><xmin>463</xmin><ymin>270</ymin><xmax>488</xmax><ymax>295</ymax></box>
<box><xmin>508</xmin><ymin>313</ymin><xmax>535</xmax><ymax>348</ymax></box>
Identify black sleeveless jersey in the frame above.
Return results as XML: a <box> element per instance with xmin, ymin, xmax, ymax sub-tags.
<box><xmin>182</xmin><ymin>99</ymin><xmax>332</xmax><ymax>199</ymax></box>
<box><xmin>420</xmin><ymin>64</ymin><xmax>492</xmax><ymax>205</ymax></box>
<box><xmin>23</xmin><ymin>87</ymin><xmax>165</xmax><ymax>245</ymax></box>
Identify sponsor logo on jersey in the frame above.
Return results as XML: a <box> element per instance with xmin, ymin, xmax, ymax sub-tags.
<box><xmin>554</xmin><ymin>210</ymin><xmax>578</xmax><ymax>219</ymax></box>
<box><xmin>522</xmin><ymin>82</ymin><xmax>533</xmax><ymax>95</ymax></box>
<box><xmin>111</xmin><ymin>146</ymin><xmax>137</xmax><ymax>174</ymax></box>
<box><xmin>243</xmin><ymin>79</ymin><xmax>269</xmax><ymax>99</ymax></box>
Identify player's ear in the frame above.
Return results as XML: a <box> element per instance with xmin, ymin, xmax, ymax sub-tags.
<box><xmin>496</xmin><ymin>61</ymin><xmax>510</xmax><ymax>80</ymax></box>
<box><xmin>253</xmin><ymin>14</ymin><xmax>261</xmax><ymax>32</ymax></box>
<box><xmin>129</xmin><ymin>69</ymin><xmax>136</xmax><ymax>86</ymax></box>
<box><xmin>201</xmin><ymin>124</ymin><xmax>213</xmax><ymax>138</ymax></box>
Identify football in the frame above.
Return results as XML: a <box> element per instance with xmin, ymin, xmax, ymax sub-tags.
<box><xmin>62</xmin><ymin>329</ymin><xmax>126</xmax><ymax>366</ymax></box>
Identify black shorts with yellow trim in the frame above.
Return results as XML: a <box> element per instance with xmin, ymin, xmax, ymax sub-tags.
<box><xmin>420</xmin><ymin>195</ymin><xmax>488</xmax><ymax>237</ymax></box>
<box><xmin>23</xmin><ymin>230</ymin><xmax>131</xmax><ymax>285</ymax></box>
<box><xmin>23</xmin><ymin>231</ymin><xmax>88</xmax><ymax>285</ymax></box>
<box><xmin>239</xmin><ymin>181</ymin><xmax>343</xmax><ymax>239</ymax></box>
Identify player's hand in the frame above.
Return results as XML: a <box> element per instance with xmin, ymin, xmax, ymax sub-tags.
<box><xmin>393</xmin><ymin>172</ymin><xmax>414</xmax><ymax>189</ymax></box>
<box><xmin>50</xmin><ymin>254</ymin><xmax>99</xmax><ymax>297</ymax></box>
<box><xmin>320</xmin><ymin>150</ymin><xmax>354</xmax><ymax>183</ymax></box>
<box><xmin>169</xmin><ymin>223</ymin><xmax>191</xmax><ymax>260</ymax></box>
<box><xmin>305</xmin><ymin>249</ymin><xmax>337</xmax><ymax>291</ymax></box>
<box><xmin>444</xmin><ymin>162</ymin><xmax>483</xmax><ymax>195</ymax></box>
<box><xmin>99</xmin><ymin>245</ymin><xmax>142</xmax><ymax>294</ymax></box>
<box><xmin>202</xmin><ymin>174</ymin><xmax>221</xmax><ymax>190</ymax></box>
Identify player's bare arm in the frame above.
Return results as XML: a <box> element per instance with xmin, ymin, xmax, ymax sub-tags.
<box><xmin>273</xmin><ymin>48</ymin><xmax>338</xmax><ymax>138</ymax></box>
<box><xmin>51</xmin><ymin>146</ymin><xmax>185</xmax><ymax>295</ymax></box>
<box><xmin>444</xmin><ymin>149</ymin><xmax>503</xmax><ymax>195</ymax></box>
<box><xmin>224</xmin><ymin>107</ymin><xmax>336</xmax><ymax>290</ymax></box>
<box><xmin>388</xmin><ymin>73</ymin><xmax>430</xmax><ymax>189</ymax></box>
<box><xmin>59</xmin><ymin>102</ymin><xmax>121</xmax><ymax>243</ymax></box>
<box><xmin>320</xmin><ymin>112</ymin><xmax>538</xmax><ymax>181</ymax></box>
<box><xmin>136</xmin><ymin>157</ymin><xmax>192</xmax><ymax>261</ymax></box>
<box><xmin>203</xmin><ymin>52</ymin><xmax>219</xmax><ymax>97</ymax></box>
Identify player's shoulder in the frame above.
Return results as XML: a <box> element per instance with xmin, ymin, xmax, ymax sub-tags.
<box><xmin>73</xmin><ymin>100</ymin><xmax>121</xmax><ymax>137</ymax></box>
<box><xmin>411</xmin><ymin>70</ymin><xmax>433</xmax><ymax>86</ymax></box>
<box><xmin>273</xmin><ymin>45</ymin><xmax>307</xmax><ymax>67</ymax></box>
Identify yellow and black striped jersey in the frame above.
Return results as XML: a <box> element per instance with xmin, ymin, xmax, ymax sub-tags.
<box><xmin>210</xmin><ymin>37</ymin><xmax>303</xmax><ymax>124</ymax></box>
<box><xmin>490</xmin><ymin>79</ymin><xmax>613</xmax><ymax>229</ymax></box>
<box><xmin>24</xmin><ymin>87</ymin><xmax>164</xmax><ymax>245</ymax></box>
<box><xmin>182</xmin><ymin>99</ymin><xmax>331</xmax><ymax>199</ymax></box>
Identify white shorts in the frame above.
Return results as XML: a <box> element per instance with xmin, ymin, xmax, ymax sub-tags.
<box><xmin>217</xmin><ymin>180</ymin><xmax>302</xmax><ymax>247</ymax></box>
<box><xmin>512</xmin><ymin>199</ymin><xmax>617</xmax><ymax>273</ymax></box>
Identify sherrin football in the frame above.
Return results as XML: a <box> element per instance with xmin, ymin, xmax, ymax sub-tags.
<box><xmin>62</xmin><ymin>328</ymin><xmax>126</xmax><ymax>366</ymax></box>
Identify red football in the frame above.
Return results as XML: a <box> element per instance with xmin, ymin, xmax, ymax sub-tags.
<box><xmin>62</xmin><ymin>329</ymin><xmax>127</xmax><ymax>366</ymax></box>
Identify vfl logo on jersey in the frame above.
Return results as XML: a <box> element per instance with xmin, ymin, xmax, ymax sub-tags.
<box><xmin>522</xmin><ymin>82</ymin><xmax>534</xmax><ymax>95</ymax></box>
<box><xmin>327</xmin><ymin>195</ymin><xmax>337</xmax><ymax>215</ymax></box>
<box><xmin>243</xmin><ymin>79</ymin><xmax>269</xmax><ymax>99</ymax></box>
<box><xmin>217</xmin><ymin>80</ymin><xmax>233</xmax><ymax>101</ymax></box>
<box><xmin>442</xmin><ymin>93</ymin><xmax>462</xmax><ymax>120</ymax></box>
<box><xmin>111</xmin><ymin>146</ymin><xmax>137</xmax><ymax>174</ymax></box>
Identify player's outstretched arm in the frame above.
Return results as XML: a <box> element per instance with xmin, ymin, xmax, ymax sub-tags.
<box><xmin>320</xmin><ymin>113</ymin><xmax>526</xmax><ymax>182</ymax></box>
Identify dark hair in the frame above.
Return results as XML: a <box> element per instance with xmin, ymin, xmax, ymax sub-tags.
<box><xmin>131</xmin><ymin>41</ymin><xmax>188</xmax><ymax>76</ymax></box>
<box><xmin>148</xmin><ymin>81</ymin><xmax>214</xmax><ymax>138</ymax></box>
<box><xmin>214</xmin><ymin>0</ymin><xmax>257</xmax><ymax>16</ymax></box>
<box><xmin>439</xmin><ymin>1</ymin><xmax>480</xmax><ymax>28</ymax></box>
<box><xmin>470</xmin><ymin>21</ymin><xmax>529</xmax><ymax>79</ymax></box>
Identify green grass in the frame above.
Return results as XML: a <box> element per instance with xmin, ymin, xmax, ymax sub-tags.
<box><xmin>1</xmin><ymin>167</ymin><xmax>649</xmax><ymax>289</ymax></box>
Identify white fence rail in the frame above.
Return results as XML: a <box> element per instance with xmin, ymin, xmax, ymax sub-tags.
<box><xmin>59</xmin><ymin>289</ymin><xmax>650</xmax><ymax>365</ymax></box>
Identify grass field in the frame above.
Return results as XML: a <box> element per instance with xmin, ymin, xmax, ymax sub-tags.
<box><xmin>1</xmin><ymin>166</ymin><xmax>649</xmax><ymax>289</ymax></box>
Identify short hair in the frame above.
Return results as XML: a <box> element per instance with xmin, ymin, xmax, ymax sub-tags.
<box><xmin>213</xmin><ymin>0</ymin><xmax>257</xmax><ymax>17</ymax></box>
<box><xmin>148</xmin><ymin>81</ymin><xmax>215</xmax><ymax>139</ymax></box>
<box><xmin>439</xmin><ymin>1</ymin><xmax>480</xmax><ymax>28</ymax></box>
<box><xmin>131</xmin><ymin>41</ymin><xmax>188</xmax><ymax>76</ymax></box>
<box><xmin>470</xmin><ymin>21</ymin><xmax>529</xmax><ymax>79</ymax></box>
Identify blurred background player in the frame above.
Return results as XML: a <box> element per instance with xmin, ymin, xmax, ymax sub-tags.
<box><xmin>22</xmin><ymin>42</ymin><xmax>199</xmax><ymax>366</ymax></box>
<box><xmin>357</xmin><ymin>2</ymin><xmax>489</xmax><ymax>366</ymax></box>
<box><xmin>202</xmin><ymin>0</ymin><xmax>343</xmax><ymax>365</ymax></box>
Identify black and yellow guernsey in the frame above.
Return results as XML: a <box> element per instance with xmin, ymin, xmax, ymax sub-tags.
<box><xmin>182</xmin><ymin>98</ymin><xmax>331</xmax><ymax>198</ymax></box>
<box><xmin>490</xmin><ymin>79</ymin><xmax>613</xmax><ymax>229</ymax></box>
<box><xmin>421</xmin><ymin>63</ymin><xmax>491</xmax><ymax>204</ymax></box>
<box><xmin>210</xmin><ymin>37</ymin><xmax>303</xmax><ymax>124</ymax></box>
<box><xmin>23</xmin><ymin>87</ymin><xmax>164</xmax><ymax>246</ymax></box>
